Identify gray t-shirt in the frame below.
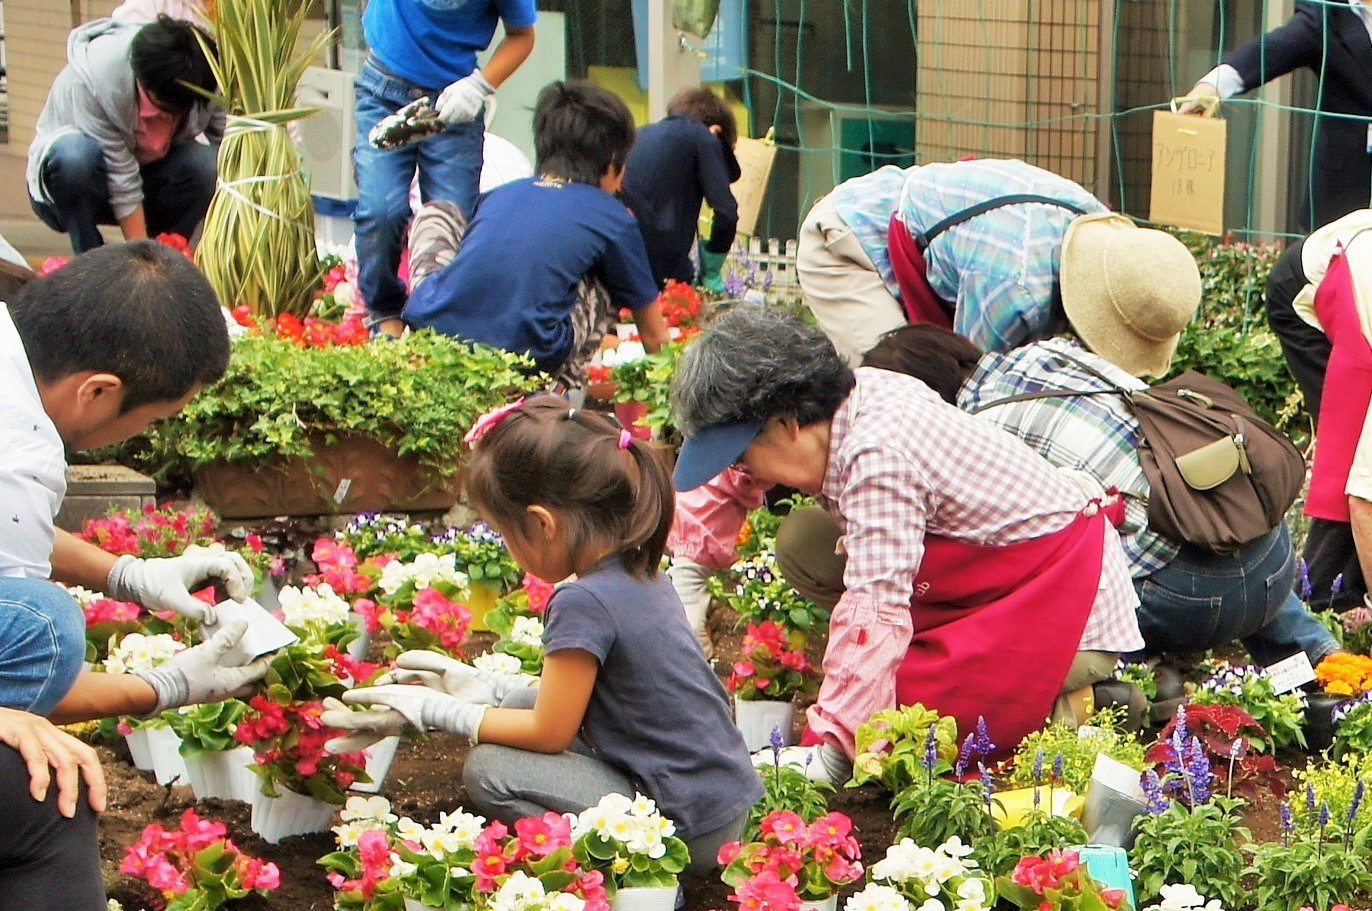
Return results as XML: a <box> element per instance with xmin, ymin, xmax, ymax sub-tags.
<box><xmin>543</xmin><ymin>555</ymin><xmax>762</xmax><ymax>839</ymax></box>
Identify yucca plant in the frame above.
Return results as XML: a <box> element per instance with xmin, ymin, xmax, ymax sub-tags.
<box><xmin>194</xmin><ymin>0</ymin><xmax>335</xmax><ymax>318</ymax></box>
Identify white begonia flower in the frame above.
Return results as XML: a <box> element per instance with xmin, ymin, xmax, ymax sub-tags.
<box><xmin>331</xmin><ymin>821</ymin><xmax>370</xmax><ymax>848</ymax></box>
<box><xmin>423</xmin><ymin>828</ymin><xmax>468</xmax><ymax>858</ymax></box>
<box><xmin>630</xmin><ymin>793</ymin><xmax>656</xmax><ymax>816</ymax></box>
<box><xmin>388</xmin><ymin>855</ymin><xmax>417</xmax><ymax>879</ymax></box>
<box><xmin>490</xmin><ymin>871</ymin><xmax>545</xmax><ymax>911</ymax></box>
<box><xmin>510</xmin><ymin>616</ymin><xmax>545</xmax><ymax>646</ymax></box>
<box><xmin>396</xmin><ymin>817</ymin><xmax>427</xmax><ymax>840</ymax></box>
<box><xmin>103</xmin><ymin>632</ymin><xmax>185</xmax><ymax>674</ymax></box>
<box><xmin>844</xmin><ymin>883</ymin><xmax>914</xmax><ymax>911</ymax></box>
<box><xmin>956</xmin><ymin>878</ymin><xmax>986</xmax><ymax>903</ymax></box>
<box><xmin>340</xmin><ymin>794</ymin><xmax>396</xmax><ymax>824</ymax></box>
<box><xmin>600</xmin><ymin>340</ymin><xmax>646</xmax><ymax>367</ymax></box>
<box><xmin>278</xmin><ymin>583</ymin><xmax>351</xmax><ymax>628</ymax></box>
<box><xmin>473</xmin><ymin>652</ymin><xmax>526</xmax><ymax>676</ymax></box>
<box><xmin>61</xmin><ymin>585</ymin><xmax>103</xmax><ymax>606</ymax></box>
<box><xmin>916</xmin><ymin>900</ymin><xmax>945</xmax><ymax>911</ymax></box>
<box><xmin>930</xmin><ymin>855</ymin><xmax>963</xmax><ymax>884</ymax></box>
<box><xmin>548</xmin><ymin>894</ymin><xmax>588</xmax><ymax>911</ymax></box>
<box><xmin>939</xmin><ymin>836</ymin><xmax>973</xmax><ymax>858</ymax></box>
<box><xmin>437</xmin><ymin>809</ymin><xmax>487</xmax><ymax>846</ymax></box>
<box><xmin>955</xmin><ymin>899</ymin><xmax>988</xmax><ymax>911</ymax></box>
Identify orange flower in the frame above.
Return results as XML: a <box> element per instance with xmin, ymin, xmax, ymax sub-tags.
<box><xmin>1314</xmin><ymin>653</ymin><xmax>1372</xmax><ymax>694</ymax></box>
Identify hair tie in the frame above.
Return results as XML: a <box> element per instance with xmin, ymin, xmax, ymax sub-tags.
<box><xmin>618</xmin><ymin>429</ymin><xmax>633</xmax><ymax>449</ymax></box>
<box><xmin>464</xmin><ymin>398</ymin><xmax>525</xmax><ymax>445</ymax></box>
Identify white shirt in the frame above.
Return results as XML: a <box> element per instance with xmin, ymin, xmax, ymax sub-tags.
<box><xmin>1199</xmin><ymin>0</ymin><xmax>1372</xmax><ymax>98</ymax></box>
<box><xmin>0</xmin><ymin>304</ymin><xmax>66</xmax><ymax>579</ymax></box>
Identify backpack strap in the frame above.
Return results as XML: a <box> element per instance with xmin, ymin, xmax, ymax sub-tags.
<box><xmin>915</xmin><ymin>194</ymin><xmax>1090</xmax><ymax>253</ymax></box>
<box><xmin>969</xmin><ymin>385</ymin><xmax>1122</xmax><ymax>414</ymax></box>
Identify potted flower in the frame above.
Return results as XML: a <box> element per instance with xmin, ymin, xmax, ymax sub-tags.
<box><xmin>850</xmin><ymin>703</ymin><xmax>960</xmax><ymax>793</ymax></box>
<box><xmin>105</xmin><ymin>631</ymin><xmax>189</xmax><ymax>781</ymax></box>
<box><xmin>373</xmin><ymin>552</ymin><xmax>473</xmax><ymax>658</ymax></box>
<box><xmin>728</xmin><ymin>620</ymin><xmax>819</xmax><ymax>750</ymax></box>
<box><xmin>718</xmin><ymin>810</ymin><xmax>863</xmax><ymax>911</ymax></box>
<box><xmin>994</xmin><ymin>847</ymin><xmax>1129</xmax><ymax>911</ymax></box>
<box><xmin>488</xmin><ymin>613</ymin><xmax>547</xmax><ymax>675</ymax></box>
<box><xmin>1329</xmin><ymin>692</ymin><xmax>1372</xmax><ymax>760</ymax></box>
<box><xmin>436</xmin><ymin>521</ymin><xmax>525</xmax><ymax>629</ymax></box>
<box><xmin>61</xmin><ymin>584</ymin><xmax>144</xmax><ymax>666</ymax></box>
<box><xmin>1310</xmin><ymin>654</ymin><xmax>1372</xmax><ymax>753</ymax></box>
<box><xmin>843</xmin><ymin>835</ymin><xmax>991</xmax><ymax>911</ymax></box>
<box><xmin>120</xmin><ymin>807</ymin><xmax>280</xmax><ymax>910</ymax></box>
<box><xmin>1190</xmin><ymin>662</ymin><xmax>1307</xmax><ymax>751</ymax></box>
<box><xmin>571</xmin><ymin>792</ymin><xmax>690</xmax><ymax>911</ymax></box>
<box><xmin>165</xmin><ymin>699</ymin><xmax>258</xmax><ymax>802</ymax></box>
<box><xmin>138</xmin><ymin>328</ymin><xmax>535</xmax><ymax>519</ymax></box>
<box><xmin>708</xmin><ymin>553</ymin><xmax>830</xmax><ymax>634</ymax></box>
<box><xmin>482</xmin><ymin>571</ymin><xmax>554</xmax><ymax>638</ymax></box>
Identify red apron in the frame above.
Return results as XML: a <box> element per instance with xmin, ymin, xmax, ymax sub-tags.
<box><xmin>1307</xmin><ymin>247</ymin><xmax>1372</xmax><ymax>521</ymax></box>
<box><xmin>888</xmin><ymin>214</ymin><xmax>956</xmax><ymax>327</ymax></box>
<box><xmin>806</xmin><ymin>509</ymin><xmax>1108</xmax><ymax>759</ymax></box>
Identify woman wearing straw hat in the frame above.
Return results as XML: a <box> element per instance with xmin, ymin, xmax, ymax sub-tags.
<box><xmin>795</xmin><ymin>157</ymin><xmax>1201</xmax><ymax>369</ymax></box>
<box><xmin>666</xmin><ymin>302</ymin><xmax>1145</xmax><ymax>783</ymax></box>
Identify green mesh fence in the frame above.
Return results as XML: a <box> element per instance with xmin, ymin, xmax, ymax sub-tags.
<box><xmin>551</xmin><ymin>0</ymin><xmax>1370</xmax><ymax>243</ymax></box>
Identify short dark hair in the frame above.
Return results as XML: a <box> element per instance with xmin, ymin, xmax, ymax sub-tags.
<box><xmin>861</xmin><ymin>323</ymin><xmax>982</xmax><ymax>405</ymax></box>
<box><xmin>466</xmin><ymin>396</ymin><xmax>674</xmax><ymax>579</ymax></box>
<box><xmin>131</xmin><ymin>14</ymin><xmax>218</xmax><ymax>114</ymax></box>
<box><xmin>666</xmin><ymin>86</ymin><xmax>737</xmax><ymax>150</ymax></box>
<box><xmin>533</xmin><ymin>80</ymin><xmax>636</xmax><ymax>185</ymax></box>
<box><xmin>9</xmin><ymin>240</ymin><xmax>230</xmax><ymax>411</ymax></box>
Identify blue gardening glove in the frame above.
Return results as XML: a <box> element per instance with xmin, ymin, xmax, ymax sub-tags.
<box><xmin>342</xmin><ymin>684</ymin><xmax>488</xmax><ymax>743</ymax></box>
<box><xmin>699</xmin><ymin>250</ymin><xmax>728</xmax><ymax>294</ymax></box>
<box><xmin>435</xmin><ymin>69</ymin><xmax>494</xmax><ymax>125</ymax></box>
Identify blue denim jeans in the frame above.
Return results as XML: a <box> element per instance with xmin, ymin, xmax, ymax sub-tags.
<box><xmin>1133</xmin><ymin>524</ymin><xmax>1339</xmax><ymax>667</ymax></box>
<box><xmin>0</xmin><ymin>578</ymin><xmax>86</xmax><ymax>716</ymax></box>
<box><xmin>30</xmin><ymin>132</ymin><xmax>217</xmax><ymax>254</ymax></box>
<box><xmin>353</xmin><ymin>55</ymin><xmax>486</xmax><ymax>321</ymax></box>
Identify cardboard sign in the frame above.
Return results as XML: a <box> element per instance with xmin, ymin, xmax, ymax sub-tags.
<box><xmin>205</xmin><ymin>598</ymin><xmax>298</xmax><ymax>664</ymax></box>
<box><xmin>1266</xmin><ymin>650</ymin><xmax>1316</xmax><ymax>695</ymax></box>
<box><xmin>1149</xmin><ymin>109</ymin><xmax>1226</xmax><ymax>235</ymax></box>
<box><xmin>730</xmin><ymin>136</ymin><xmax>778</xmax><ymax>237</ymax></box>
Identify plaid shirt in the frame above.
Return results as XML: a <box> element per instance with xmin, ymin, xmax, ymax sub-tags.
<box><xmin>957</xmin><ymin>338</ymin><xmax>1181</xmax><ymax>576</ymax></box>
<box><xmin>830</xmin><ymin>159</ymin><xmax>1107</xmax><ymax>351</ymax></box>
<box><xmin>806</xmin><ymin>367</ymin><xmax>1143</xmax><ymax>752</ymax></box>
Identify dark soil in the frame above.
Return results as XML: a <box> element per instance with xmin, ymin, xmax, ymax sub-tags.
<box><xmin>96</xmin><ymin>606</ymin><xmax>1325</xmax><ymax>911</ymax></box>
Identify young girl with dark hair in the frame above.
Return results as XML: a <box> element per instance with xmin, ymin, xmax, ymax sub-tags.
<box><xmin>329</xmin><ymin>396</ymin><xmax>760</xmax><ymax>871</ymax></box>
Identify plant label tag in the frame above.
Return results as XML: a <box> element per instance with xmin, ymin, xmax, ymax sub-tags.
<box><xmin>333</xmin><ymin>477</ymin><xmax>352</xmax><ymax>504</ymax></box>
<box><xmin>1266</xmin><ymin>651</ymin><xmax>1316</xmax><ymax>694</ymax></box>
<box><xmin>207</xmin><ymin>597</ymin><xmax>298</xmax><ymax>663</ymax></box>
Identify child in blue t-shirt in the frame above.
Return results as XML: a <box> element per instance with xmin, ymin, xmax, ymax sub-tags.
<box><xmin>402</xmin><ymin>81</ymin><xmax>670</xmax><ymax>389</ymax></box>
<box><xmin>327</xmin><ymin>396</ymin><xmax>761</xmax><ymax>870</ymax></box>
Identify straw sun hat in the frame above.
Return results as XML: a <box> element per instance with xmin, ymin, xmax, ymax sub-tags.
<box><xmin>1060</xmin><ymin>212</ymin><xmax>1202</xmax><ymax>377</ymax></box>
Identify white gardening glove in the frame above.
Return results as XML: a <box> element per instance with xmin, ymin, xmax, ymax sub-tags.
<box><xmin>758</xmin><ymin>744</ymin><xmax>853</xmax><ymax>785</ymax></box>
<box><xmin>343</xmin><ymin>683</ymin><xmax>488</xmax><ymax>743</ymax></box>
<box><xmin>378</xmin><ymin>650</ymin><xmax>534</xmax><ymax>705</ymax></box>
<box><xmin>133</xmin><ymin>620</ymin><xmax>270</xmax><ymax>713</ymax></box>
<box><xmin>321</xmin><ymin>696</ymin><xmax>408</xmax><ymax>754</ymax></box>
<box><xmin>107</xmin><ymin>551</ymin><xmax>255</xmax><ymax>625</ymax></box>
<box><xmin>1058</xmin><ymin>466</ymin><xmax>1106</xmax><ymax>503</ymax></box>
<box><xmin>435</xmin><ymin>69</ymin><xmax>494</xmax><ymax>125</ymax></box>
<box><xmin>667</xmin><ymin>556</ymin><xmax>715</xmax><ymax>658</ymax></box>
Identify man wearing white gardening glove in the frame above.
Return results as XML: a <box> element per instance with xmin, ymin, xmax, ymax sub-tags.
<box><xmin>342</xmin><ymin>684</ymin><xmax>488</xmax><ymax>743</ymax></box>
<box><xmin>666</xmin><ymin>556</ymin><xmax>715</xmax><ymax>658</ymax></box>
<box><xmin>133</xmin><ymin>620</ymin><xmax>270</xmax><ymax>713</ymax></box>
<box><xmin>107</xmin><ymin>550</ymin><xmax>255</xmax><ymax>625</ymax></box>
<box><xmin>379</xmin><ymin>649</ymin><xmax>535</xmax><ymax>704</ymax></box>
<box><xmin>435</xmin><ymin>69</ymin><xmax>494</xmax><ymax>125</ymax></box>
<box><xmin>321</xmin><ymin>696</ymin><xmax>408</xmax><ymax>754</ymax></box>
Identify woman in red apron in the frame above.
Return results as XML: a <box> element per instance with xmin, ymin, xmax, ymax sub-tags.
<box><xmin>669</xmin><ymin>304</ymin><xmax>1143</xmax><ymax>775</ymax></box>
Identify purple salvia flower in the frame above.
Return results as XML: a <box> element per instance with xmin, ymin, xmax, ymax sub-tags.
<box><xmin>1281</xmin><ymin>801</ymin><xmax>1293</xmax><ymax>833</ymax></box>
<box><xmin>955</xmin><ymin>734</ymin><xmax>975</xmax><ymax>779</ymax></box>
<box><xmin>1349</xmin><ymin>780</ymin><xmax>1365</xmax><ymax>823</ymax></box>
<box><xmin>768</xmin><ymin>724</ymin><xmax>784</xmax><ymax>760</ymax></box>
<box><xmin>978</xmin><ymin>761</ymin><xmax>994</xmax><ymax>806</ymax></box>
<box><xmin>974</xmin><ymin>716</ymin><xmax>996</xmax><ymax>757</ymax></box>
<box><xmin>1184</xmin><ymin>736</ymin><xmax>1213</xmax><ymax>805</ymax></box>
<box><xmin>1319</xmin><ymin>801</ymin><xmax>1331</xmax><ymax>827</ymax></box>
<box><xmin>921</xmin><ymin>725</ymin><xmax>938</xmax><ymax>773</ymax></box>
<box><xmin>1230</xmin><ymin>738</ymin><xmax>1245</xmax><ymax>759</ymax></box>
<box><xmin>1333</xmin><ymin>573</ymin><xmax>1345</xmax><ymax>598</ymax></box>
<box><xmin>1052</xmin><ymin>751</ymin><xmax>1065</xmax><ymax>783</ymax></box>
<box><xmin>1142</xmin><ymin>769</ymin><xmax>1169</xmax><ymax>814</ymax></box>
<box><xmin>1307</xmin><ymin>783</ymin><xmax>1318</xmax><ymax>814</ymax></box>
<box><xmin>1032</xmin><ymin>747</ymin><xmax>1045</xmax><ymax>784</ymax></box>
<box><xmin>1299</xmin><ymin>559</ymin><xmax>1313</xmax><ymax>601</ymax></box>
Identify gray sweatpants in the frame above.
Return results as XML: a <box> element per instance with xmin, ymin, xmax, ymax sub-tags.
<box><xmin>461</xmin><ymin>688</ymin><xmax>745</xmax><ymax>873</ymax></box>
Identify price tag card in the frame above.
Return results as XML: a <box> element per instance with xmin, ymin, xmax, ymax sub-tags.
<box><xmin>1266</xmin><ymin>651</ymin><xmax>1316</xmax><ymax>694</ymax></box>
<box><xmin>206</xmin><ymin>597</ymin><xmax>298</xmax><ymax>664</ymax></box>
